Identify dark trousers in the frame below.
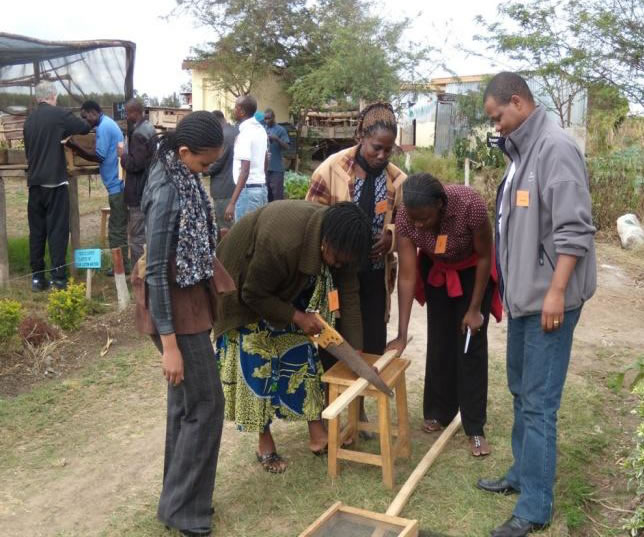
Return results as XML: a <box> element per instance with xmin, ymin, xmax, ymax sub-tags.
<box><xmin>127</xmin><ymin>205</ymin><xmax>145</xmax><ymax>267</ymax></box>
<box><xmin>320</xmin><ymin>268</ymin><xmax>387</xmax><ymax>371</ymax></box>
<box><xmin>423</xmin><ymin>263</ymin><xmax>492</xmax><ymax>436</ymax></box>
<box><xmin>28</xmin><ymin>184</ymin><xmax>70</xmax><ymax>282</ymax></box>
<box><xmin>266</xmin><ymin>170</ymin><xmax>285</xmax><ymax>202</ymax></box>
<box><xmin>109</xmin><ymin>192</ymin><xmax>129</xmax><ymax>270</ymax></box>
<box><xmin>151</xmin><ymin>331</ymin><xmax>225</xmax><ymax>532</ymax></box>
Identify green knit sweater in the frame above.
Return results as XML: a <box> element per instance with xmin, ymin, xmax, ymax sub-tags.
<box><xmin>214</xmin><ymin>200</ymin><xmax>363</xmax><ymax>349</ymax></box>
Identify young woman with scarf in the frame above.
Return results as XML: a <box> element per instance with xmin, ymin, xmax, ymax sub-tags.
<box><xmin>387</xmin><ymin>173</ymin><xmax>502</xmax><ymax>457</ymax></box>
<box><xmin>134</xmin><ymin>111</ymin><xmax>227</xmax><ymax>537</ymax></box>
<box><xmin>306</xmin><ymin>102</ymin><xmax>406</xmax><ymax>430</ymax></box>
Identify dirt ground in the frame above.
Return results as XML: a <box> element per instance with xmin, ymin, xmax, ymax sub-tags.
<box><xmin>0</xmin><ymin>242</ymin><xmax>642</xmax><ymax>536</ymax></box>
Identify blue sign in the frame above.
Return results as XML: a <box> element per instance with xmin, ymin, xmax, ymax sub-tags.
<box><xmin>75</xmin><ymin>249</ymin><xmax>102</xmax><ymax>269</ymax></box>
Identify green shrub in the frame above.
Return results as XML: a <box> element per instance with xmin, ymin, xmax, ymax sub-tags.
<box><xmin>0</xmin><ymin>299</ymin><xmax>23</xmax><ymax>343</ymax></box>
<box><xmin>588</xmin><ymin>146</ymin><xmax>644</xmax><ymax>233</ymax></box>
<box><xmin>284</xmin><ymin>171</ymin><xmax>311</xmax><ymax>200</ymax></box>
<box><xmin>47</xmin><ymin>279</ymin><xmax>88</xmax><ymax>331</ymax></box>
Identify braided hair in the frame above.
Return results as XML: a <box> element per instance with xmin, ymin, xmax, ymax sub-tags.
<box><xmin>154</xmin><ymin>111</ymin><xmax>224</xmax><ymax>169</ymax></box>
<box><xmin>355</xmin><ymin>102</ymin><xmax>397</xmax><ymax>140</ymax></box>
<box><xmin>402</xmin><ymin>173</ymin><xmax>448</xmax><ymax>210</ymax></box>
<box><xmin>321</xmin><ymin>202</ymin><xmax>372</xmax><ymax>265</ymax></box>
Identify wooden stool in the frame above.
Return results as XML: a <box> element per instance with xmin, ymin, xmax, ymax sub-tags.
<box><xmin>100</xmin><ymin>207</ymin><xmax>110</xmax><ymax>247</ymax></box>
<box><xmin>322</xmin><ymin>353</ymin><xmax>411</xmax><ymax>489</ymax></box>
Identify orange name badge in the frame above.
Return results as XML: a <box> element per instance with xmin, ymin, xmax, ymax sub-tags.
<box><xmin>516</xmin><ymin>190</ymin><xmax>530</xmax><ymax>207</ymax></box>
<box><xmin>434</xmin><ymin>234</ymin><xmax>448</xmax><ymax>254</ymax></box>
<box><xmin>328</xmin><ymin>289</ymin><xmax>340</xmax><ymax>312</ymax></box>
<box><xmin>375</xmin><ymin>199</ymin><xmax>388</xmax><ymax>215</ymax></box>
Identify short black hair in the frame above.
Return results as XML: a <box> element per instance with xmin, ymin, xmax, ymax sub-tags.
<box><xmin>154</xmin><ymin>110</ymin><xmax>224</xmax><ymax>168</ymax></box>
<box><xmin>321</xmin><ymin>202</ymin><xmax>371</xmax><ymax>265</ymax></box>
<box><xmin>483</xmin><ymin>72</ymin><xmax>534</xmax><ymax>105</ymax></box>
<box><xmin>125</xmin><ymin>98</ymin><xmax>144</xmax><ymax>113</ymax></box>
<box><xmin>80</xmin><ymin>100</ymin><xmax>102</xmax><ymax>113</ymax></box>
<box><xmin>402</xmin><ymin>173</ymin><xmax>448</xmax><ymax>210</ymax></box>
<box><xmin>264</xmin><ymin>108</ymin><xmax>274</xmax><ymax>116</ymax></box>
<box><xmin>212</xmin><ymin>110</ymin><xmax>225</xmax><ymax>120</ymax></box>
<box><xmin>237</xmin><ymin>95</ymin><xmax>257</xmax><ymax>118</ymax></box>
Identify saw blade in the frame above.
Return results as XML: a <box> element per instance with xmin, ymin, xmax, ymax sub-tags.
<box><xmin>325</xmin><ymin>341</ymin><xmax>393</xmax><ymax>396</ymax></box>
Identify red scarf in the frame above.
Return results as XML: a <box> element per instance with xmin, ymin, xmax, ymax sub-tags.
<box><xmin>414</xmin><ymin>249</ymin><xmax>503</xmax><ymax>322</ymax></box>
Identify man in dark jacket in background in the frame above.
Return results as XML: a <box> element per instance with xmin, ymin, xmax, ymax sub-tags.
<box><xmin>208</xmin><ymin>110</ymin><xmax>238</xmax><ymax>241</ymax></box>
<box><xmin>477</xmin><ymin>72</ymin><xmax>596</xmax><ymax>537</ymax></box>
<box><xmin>23</xmin><ymin>81</ymin><xmax>90</xmax><ymax>291</ymax></box>
<box><xmin>120</xmin><ymin>98</ymin><xmax>155</xmax><ymax>266</ymax></box>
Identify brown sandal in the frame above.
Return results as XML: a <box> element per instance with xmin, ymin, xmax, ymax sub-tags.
<box><xmin>256</xmin><ymin>451</ymin><xmax>288</xmax><ymax>473</ymax></box>
<box><xmin>470</xmin><ymin>435</ymin><xmax>490</xmax><ymax>457</ymax></box>
<box><xmin>423</xmin><ymin>419</ymin><xmax>443</xmax><ymax>433</ymax></box>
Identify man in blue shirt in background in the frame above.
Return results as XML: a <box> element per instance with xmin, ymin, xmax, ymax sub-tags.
<box><xmin>68</xmin><ymin>100</ymin><xmax>129</xmax><ymax>273</ymax></box>
<box><xmin>263</xmin><ymin>108</ymin><xmax>290</xmax><ymax>201</ymax></box>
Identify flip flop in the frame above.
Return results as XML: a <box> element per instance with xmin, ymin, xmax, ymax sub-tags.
<box><xmin>256</xmin><ymin>451</ymin><xmax>287</xmax><ymax>473</ymax></box>
<box><xmin>423</xmin><ymin>419</ymin><xmax>443</xmax><ymax>433</ymax></box>
<box><xmin>470</xmin><ymin>435</ymin><xmax>491</xmax><ymax>457</ymax></box>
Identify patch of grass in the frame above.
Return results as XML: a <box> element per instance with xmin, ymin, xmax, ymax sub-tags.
<box><xmin>91</xmin><ymin>356</ymin><xmax>614</xmax><ymax>537</ymax></box>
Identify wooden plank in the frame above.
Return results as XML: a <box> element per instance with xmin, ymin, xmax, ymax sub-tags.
<box><xmin>322</xmin><ymin>350</ymin><xmax>397</xmax><ymax>420</ymax></box>
<box><xmin>339</xmin><ymin>505</ymin><xmax>411</xmax><ymax>527</ymax></box>
<box><xmin>336</xmin><ymin>448</ymin><xmax>381</xmax><ymax>466</ymax></box>
<box><xmin>68</xmin><ymin>176</ymin><xmax>80</xmax><ymax>277</ymax></box>
<box><xmin>385</xmin><ymin>413</ymin><xmax>462</xmax><ymax>517</ymax></box>
<box><xmin>298</xmin><ymin>501</ymin><xmax>343</xmax><ymax>537</ymax></box>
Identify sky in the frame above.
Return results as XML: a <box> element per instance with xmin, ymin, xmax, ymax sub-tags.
<box><xmin>3</xmin><ymin>0</ymin><xmax>504</xmax><ymax>98</ymax></box>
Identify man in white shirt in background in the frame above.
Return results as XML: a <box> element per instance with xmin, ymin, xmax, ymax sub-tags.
<box><xmin>224</xmin><ymin>95</ymin><xmax>268</xmax><ymax>222</ymax></box>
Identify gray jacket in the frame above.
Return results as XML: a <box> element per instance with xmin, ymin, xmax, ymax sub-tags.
<box><xmin>496</xmin><ymin>105</ymin><xmax>596</xmax><ymax>318</ymax></box>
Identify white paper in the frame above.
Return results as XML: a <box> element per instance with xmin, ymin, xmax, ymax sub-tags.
<box><xmin>464</xmin><ymin>327</ymin><xmax>472</xmax><ymax>354</ymax></box>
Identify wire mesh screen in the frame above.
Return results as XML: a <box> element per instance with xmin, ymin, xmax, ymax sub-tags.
<box><xmin>308</xmin><ymin>511</ymin><xmax>405</xmax><ymax>537</ymax></box>
<box><xmin>0</xmin><ymin>33</ymin><xmax>135</xmax><ymax>114</ymax></box>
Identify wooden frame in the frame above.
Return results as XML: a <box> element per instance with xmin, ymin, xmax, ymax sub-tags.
<box><xmin>298</xmin><ymin>502</ymin><xmax>418</xmax><ymax>537</ymax></box>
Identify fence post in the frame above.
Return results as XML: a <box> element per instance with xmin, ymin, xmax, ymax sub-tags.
<box><xmin>111</xmin><ymin>248</ymin><xmax>130</xmax><ymax>311</ymax></box>
<box><xmin>0</xmin><ymin>177</ymin><xmax>9</xmax><ymax>287</ymax></box>
<box><xmin>68</xmin><ymin>175</ymin><xmax>80</xmax><ymax>278</ymax></box>
<box><xmin>464</xmin><ymin>157</ymin><xmax>470</xmax><ymax>187</ymax></box>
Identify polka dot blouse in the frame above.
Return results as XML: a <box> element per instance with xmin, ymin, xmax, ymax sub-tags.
<box><xmin>396</xmin><ymin>185</ymin><xmax>489</xmax><ymax>263</ymax></box>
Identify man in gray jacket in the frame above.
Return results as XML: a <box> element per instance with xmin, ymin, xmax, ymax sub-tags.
<box><xmin>477</xmin><ymin>72</ymin><xmax>596</xmax><ymax>537</ymax></box>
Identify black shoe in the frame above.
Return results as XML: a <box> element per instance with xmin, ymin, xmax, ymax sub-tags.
<box><xmin>477</xmin><ymin>477</ymin><xmax>519</xmax><ymax>495</ymax></box>
<box><xmin>32</xmin><ymin>278</ymin><xmax>50</xmax><ymax>292</ymax></box>
<box><xmin>50</xmin><ymin>279</ymin><xmax>67</xmax><ymax>290</ymax></box>
<box><xmin>490</xmin><ymin>516</ymin><xmax>547</xmax><ymax>537</ymax></box>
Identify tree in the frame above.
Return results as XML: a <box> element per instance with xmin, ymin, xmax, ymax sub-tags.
<box><xmin>176</xmin><ymin>0</ymin><xmax>312</xmax><ymax>97</ymax></box>
<box><xmin>473</xmin><ymin>0</ymin><xmax>643</xmax><ymax>119</ymax></box>
<box><xmin>161</xmin><ymin>92</ymin><xmax>181</xmax><ymax>107</ymax></box>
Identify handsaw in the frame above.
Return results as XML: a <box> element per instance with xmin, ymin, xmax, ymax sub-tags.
<box><xmin>310</xmin><ymin>313</ymin><xmax>393</xmax><ymax>396</ymax></box>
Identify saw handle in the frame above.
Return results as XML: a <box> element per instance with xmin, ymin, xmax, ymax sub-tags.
<box><xmin>308</xmin><ymin>313</ymin><xmax>343</xmax><ymax>348</ymax></box>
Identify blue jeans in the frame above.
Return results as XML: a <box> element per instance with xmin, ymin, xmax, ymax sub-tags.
<box><xmin>235</xmin><ymin>185</ymin><xmax>267</xmax><ymax>221</ymax></box>
<box><xmin>505</xmin><ymin>307</ymin><xmax>582</xmax><ymax>524</ymax></box>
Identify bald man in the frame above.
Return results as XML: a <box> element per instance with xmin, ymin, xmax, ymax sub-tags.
<box><xmin>120</xmin><ymin>98</ymin><xmax>156</xmax><ymax>266</ymax></box>
<box><xmin>225</xmin><ymin>95</ymin><xmax>268</xmax><ymax>222</ymax></box>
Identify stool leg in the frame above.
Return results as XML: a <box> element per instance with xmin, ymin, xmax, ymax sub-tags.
<box><xmin>348</xmin><ymin>397</ymin><xmax>360</xmax><ymax>445</ymax></box>
<box><xmin>378</xmin><ymin>392</ymin><xmax>394</xmax><ymax>489</ymax></box>
<box><xmin>328</xmin><ymin>383</ymin><xmax>340</xmax><ymax>478</ymax></box>
<box><xmin>395</xmin><ymin>373</ymin><xmax>411</xmax><ymax>458</ymax></box>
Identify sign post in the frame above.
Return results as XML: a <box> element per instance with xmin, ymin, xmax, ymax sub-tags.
<box><xmin>74</xmin><ymin>249</ymin><xmax>102</xmax><ymax>300</ymax></box>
